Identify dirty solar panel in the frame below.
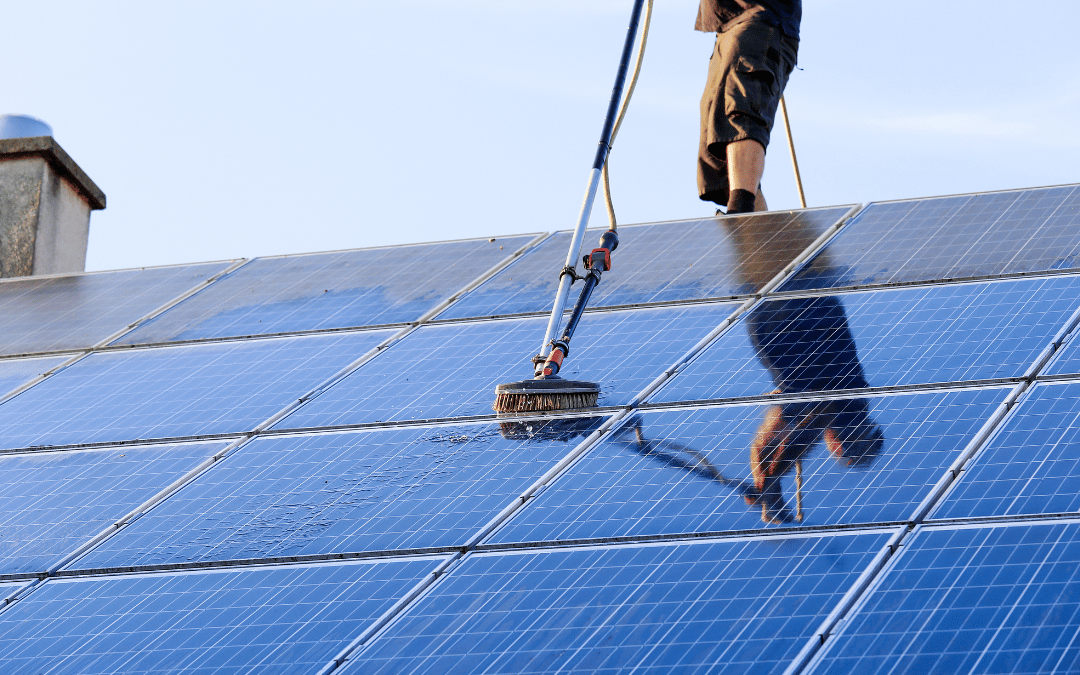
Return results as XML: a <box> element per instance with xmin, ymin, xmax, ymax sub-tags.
<box><xmin>0</xmin><ymin>441</ymin><xmax>227</xmax><ymax>575</ymax></box>
<box><xmin>651</xmin><ymin>276</ymin><xmax>1080</xmax><ymax>404</ymax></box>
<box><xmin>0</xmin><ymin>557</ymin><xmax>445</xmax><ymax>675</ymax></box>
<box><xmin>0</xmin><ymin>262</ymin><xmax>232</xmax><ymax>356</ymax></box>
<box><xmin>492</xmin><ymin>388</ymin><xmax>1008</xmax><ymax>544</ymax></box>
<box><xmin>438</xmin><ymin>207</ymin><xmax>852</xmax><ymax>320</ymax></box>
<box><xmin>932</xmin><ymin>382</ymin><xmax>1080</xmax><ymax>519</ymax></box>
<box><xmin>0</xmin><ymin>329</ymin><xmax>393</xmax><ymax>450</ymax></box>
<box><xmin>345</xmin><ymin>532</ymin><xmax>892</xmax><ymax>675</ymax></box>
<box><xmin>71</xmin><ymin>418</ymin><xmax>606</xmax><ymax>570</ymax></box>
<box><xmin>114</xmin><ymin>235</ymin><xmax>538</xmax><ymax>345</ymax></box>
<box><xmin>809</xmin><ymin>522</ymin><xmax>1080</xmax><ymax>675</ymax></box>
<box><xmin>275</xmin><ymin>302</ymin><xmax>737</xmax><ymax>428</ymax></box>
<box><xmin>0</xmin><ymin>355</ymin><xmax>69</xmax><ymax>399</ymax></box>
<box><xmin>782</xmin><ymin>184</ymin><xmax>1080</xmax><ymax>291</ymax></box>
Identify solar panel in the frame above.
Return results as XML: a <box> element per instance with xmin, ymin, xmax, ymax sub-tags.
<box><xmin>69</xmin><ymin>418</ymin><xmax>608</xmax><ymax>571</ymax></box>
<box><xmin>0</xmin><ymin>262</ymin><xmax>233</xmax><ymax>356</ymax></box>
<box><xmin>277</xmin><ymin>302</ymin><xmax>739</xmax><ymax>428</ymax></box>
<box><xmin>114</xmin><ymin>236</ymin><xmax>538</xmax><ymax>345</ymax></box>
<box><xmin>1040</xmin><ymin>332</ymin><xmax>1080</xmax><ymax>377</ymax></box>
<box><xmin>0</xmin><ymin>440</ymin><xmax>227</xmax><ymax>575</ymax></box>
<box><xmin>932</xmin><ymin>381</ymin><xmax>1080</xmax><ymax>519</ymax></box>
<box><xmin>438</xmin><ymin>207</ymin><xmax>852</xmax><ymax>320</ymax></box>
<box><xmin>652</xmin><ymin>276</ymin><xmax>1080</xmax><ymax>404</ymax></box>
<box><xmin>492</xmin><ymin>388</ymin><xmax>1008</xmax><ymax>543</ymax></box>
<box><xmin>808</xmin><ymin>521</ymin><xmax>1080</xmax><ymax>674</ymax></box>
<box><xmin>0</xmin><ymin>329</ymin><xmax>394</xmax><ymax>450</ymax></box>
<box><xmin>782</xmin><ymin>184</ymin><xmax>1080</xmax><ymax>291</ymax></box>
<box><xmin>0</xmin><ymin>355</ymin><xmax>70</xmax><ymax>399</ymax></box>
<box><xmin>0</xmin><ymin>556</ymin><xmax>445</xmax><ymax>674</ymax></box>
<box><xmin>343</xmin><ymin>532</ymin><xmax>893</xmax><ymax>675</ymax></box>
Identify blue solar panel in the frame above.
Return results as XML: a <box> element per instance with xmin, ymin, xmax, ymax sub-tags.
<box><xmin>932</xmin><ymin>381</ymin><xmax>1080</xmax><ymax>519</ymax></box>
<box><xmin>0</xmin><ymin>355</ymin><xmax>69</xmax><ymax>399</ymax></box>
<box><xmin>1041</xmin><ymin>331</ymin><xmax>1080</xmax><ymax>377</ymax></box>
<box><xmin>782</xmin><ymin>184</ymin><xmax>1080</xmax><ymax>291</ymax></box>
<box><xmin>0</xmin><ymin>262</ymin><xmax>233</xmax><ymax>356</ymax></box>
<box><xmin>439</xmin><ymin>208</ymin><xmax>852</xmax><ymax>320</ymax></box>
<box><xmin>345</xmin><ymin>532</ymin><xmax>892</xmax><ymax>675</ymax></box>
<box><xmin>652</xmin><ymin>276</ymin><xmax>1080</xmax><ymax>404</ymax></box>
<box><xmin>114</xmin><ymin>236</ymin><xmax>537</xmax><ymax>345</ymax></box>
<box><xmin>70</xmin><ymin>418</ymin><xmax>607</xmax><ymax>571</ymax></box>
<box><xmin>809</xmin><ymin>521</ymin><xmax>1080</xmax><ymax>674</ymax></box>
<box><xmin>0</xmin><ymin>440</ymin><xmax>226</xmax><ymax>575</ymax></box>
<box><xmin>277</xmin><ymin>303</ymin><xmax>738</xmax><ymax>428</ymax></box>
<box><xmin>0</xmin><ymin>329</ymin><xmax>394</xmax><ymax>450</ymax></box>
<box><xmin>0</xmin><ymin>556</ymin><xmax>445</xmax><ymax>674</ymax></box>
<box><xmin>492</xmin><ymin>388</ymin><xmax>1007</xmax><ymax>543</ymax></box>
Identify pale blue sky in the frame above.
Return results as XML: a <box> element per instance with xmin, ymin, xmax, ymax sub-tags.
<box><xmin>7</xmin><ymin>1</ymin><xmax>1079</xmax><ymax>271</ymax></box>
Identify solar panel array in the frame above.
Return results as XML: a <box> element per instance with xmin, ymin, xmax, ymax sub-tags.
<box><xmin>1</xmin><ymin>187</ymin><xmax>1079</xmax><ymax>674</ymax></box>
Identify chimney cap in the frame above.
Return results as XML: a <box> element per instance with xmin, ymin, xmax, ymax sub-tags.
<box><xmin>0</xmin><ymin>136</ymin><xmax>105</xmax><ymax>210</ymax></box>
<box><xmin>0</xmin><ymin>115</ymin><xmax>53</xmax><ymax>141</ymax></box>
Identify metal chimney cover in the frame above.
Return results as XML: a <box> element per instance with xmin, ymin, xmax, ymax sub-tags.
<box><xmin>0</xmin><ymin>114</ymin><xmax>53</xmax><ymax>140</ymax></box>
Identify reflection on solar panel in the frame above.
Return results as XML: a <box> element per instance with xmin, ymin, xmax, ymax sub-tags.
<box><xmin>652</xmin><ymin>276</ymin><xmax>1080</xmax><ymax>404</ymax></box>
<box><xmin>72</xmin><ymin>418</ymin><xmax>607</xmax><ymax>570</ymax></box>
<box><xmin>783</xmin><ymin>184</ymin><xmax>1080</xmax><ymax>291</ymax></box>
<box><xmin>0</xmin><ymin>262</ymin><xmax>233</xmax><ymax>356</ymax></box>
<box><xmin>0</xmin><ymin>557</ymin><xmax>444</xmax><ymax>674</ymax></box>
<box><xmin>0</xmin><ymin>440</ymin><xmax>227</xmax><ymax>575</ymax></box>
<box><xmin>345</xmin><ymin>533</ymin><xmax>892</xmax><ymax>675</ymax></box>
<box><xmin>440</xmin><ymin>207</ymin><xmax>852</xmax><ymax>320</ymax></box>
<box><xmin>114</xmin><ymin>236</ymin><xmax>537</xmax><ymax>345</ymax></box>
<box><xmin>277</xmin><ymin>302</ymin><xmax>738</xmax><ymax>428</ymax></box>
<box><xmin>809</xmin><ymin>521</ymin><xmax>1080</xmax><ymax>674</ymax></box>
<box><xmin>0</xmin><ymin>329</ymin><xmax>393</xmax><ymax>450</ymax></box>
<box><xmin>1</xmin><ymin>189</ymin><xmax>1078</xmax><ymax>673</ymax></box>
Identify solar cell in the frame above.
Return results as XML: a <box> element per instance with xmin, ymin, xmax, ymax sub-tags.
<box><xmin>0</xmin><ymin>329</ymin><xmax>394</xmax><ymax>450</ymax></box>
<box><xmin>0</xmin><ymin>262</ymin><xmax>233</xmax><ymax>356</ymax></box>
<box><xmin>69</xmin><ymin>418</ymin><xmax>607</xmax><ymax>570</ymax></box>
<box><xmin>438</xmin><ymin>208</ymin><xmax>851</xmax><ymax>320</ymax></box>
<box><xmin>345</xmin><ymin>532</ymin><xmax>893</xmax><ymax>675</ymax></box>
<box><xmin>782</xmin><ymin>184</ymin><xmax>1080</xmax><ymax>291</ymax></box>
<box><xmin>0</xmin><ymin>355</ymin><xmax>69</xmax><ymax>399</ymax></box>
<box><xmin>276</xmin><ymin>302</ymin><xmax>739</xmax><ymax>428</ymax></box>
<box><xmin>1040</xmin><ymin>329</ymin><xmax>1080</xmax><ymax>376</ymax></box>
<box><xmin>652</xmin><ymin>276</ymin><xmax>1080</xmax><ymax>404</ymax></box>
<box><xmin>0</xmin><ymin>556</ymin><xmax>445</xmax><ymax>675</ymax></box>
<box><xmin>492</xmin><ymin>388</ymin><xmax>1008</xmax><ymax>543</ymax></box>
<box><xmin>0</xmin><ymin>440</ymin><xmax>227</xmax><ymax>575</ymax></box>
<box><xmin>809</xmin><ymin>521</ymin><xmax>1080</xmax><ymax>675</ymax></box>
<box><xmin>933</xmin><ymin>381</ymin><xmax>1080</xmax><ymax>519</ymax></box>
<box><xmin>114</xmin><ymin>236</ymin><xmax>538</xmax><ymax>345</ymax></box>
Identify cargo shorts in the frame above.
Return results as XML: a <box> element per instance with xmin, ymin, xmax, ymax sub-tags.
<box><xmin>698</xmin><ymin>19</ymin><xmax>799</xmax><ymax>204</ymax></box>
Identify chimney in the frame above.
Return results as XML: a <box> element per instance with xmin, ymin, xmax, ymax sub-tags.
<box><xmin>0</xmin><ymin>115</ymin><xmax>106</xmax><ymax>278</ymax></box>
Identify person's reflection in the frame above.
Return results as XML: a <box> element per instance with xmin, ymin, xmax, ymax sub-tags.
<box><xmin>728</xmin><ymin>214</ymin><xmax>884</xmax><ymax>524</ymax></box>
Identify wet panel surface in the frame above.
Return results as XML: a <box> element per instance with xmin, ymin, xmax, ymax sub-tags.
<box><xmin>0</xmin><ymin>262</ymin><xmax>233</xmax><ymax>356</ymax></box>
<box><xmin>652</xmin><ymin>276</ymin><xmax>1080</xmax><ymax>404</ymax></box>
<box><xmin>115</xmin><ymin>236</ymin><xmax>537</xmax><ymax>344</ymax></box>
<box><xmin>783</xmin><ymin>185</ymin><xmax>1080</xmax><ymax>291</ymax></box>
<box><xmin>71</xmin><ymin>418</ymin><xmax>607</xmax><ymax>569</ymax></box>
<box><xmin>933</xmin><ymin>382</ymin><xmax>1080</xmax><ymax>519</ymax></box>
<box><xmin>347</xmin><ymin>532</ymin><xmax>892</xmax><ymax>675</ymax></box>
<box><xmin>493</xmin><ymin>388</ymin><xmax>1008</xmax><ymax>543</ymax></box>
<box><xmin>0</xmin><ymin>441</ymin><xmax>227</xmax><ymax>575</ymax></box>
<box><xmin>810</xmin><ymin>522</ymin><xmax>1080</xmax><ymax>675</ymax></box>
<box><xmin>439</xmin><ymin>208</ymin><xmax>851</xmax><ymax>319</ymax></box>
<box><xmin>0</xmin><ymin>557</ymin><xmax>444</xmax><ymax>675</ymax></box>
<box><xmin>277</xmin><ymin>303</ymin><xmax>738</xmax><ymax>428</ymax></box>
<box><xmin>0</xmin><ymin>329</ymin><xmax>394</xmax><ymax>450</ymax></box>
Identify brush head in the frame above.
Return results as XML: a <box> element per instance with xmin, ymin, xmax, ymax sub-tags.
<box><xmin>493</xmin><ymin>376</ymin><xmax>600</xmax><ymax>414</ymax></box>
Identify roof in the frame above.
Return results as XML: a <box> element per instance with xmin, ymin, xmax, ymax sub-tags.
<box><xmin>0</xmin><ymin>184</ymin><xmax>1079</xmax><ymax>673</ymax></box>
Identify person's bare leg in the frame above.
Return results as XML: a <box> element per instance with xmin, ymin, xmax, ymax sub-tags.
<box><xmin>726</xmin><ymin>139</ymin><xmax>768</xmax><ymax>213</ymax></box>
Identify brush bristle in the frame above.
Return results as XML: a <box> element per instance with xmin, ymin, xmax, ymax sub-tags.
<box><xmin>492</xmin><ymin>391</ymin><xmax>599</xmax><ymax>413</ymax></box>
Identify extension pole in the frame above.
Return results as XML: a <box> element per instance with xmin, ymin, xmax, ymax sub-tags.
<box><xmin>536</xmin><ymin>0</ymin><xmax>648</xmax><ymax>365</ymax></box>
<box><xmin>778</xmin><ymin>96</ymin><xmax>806</xmax><ymax>209</ymax></box>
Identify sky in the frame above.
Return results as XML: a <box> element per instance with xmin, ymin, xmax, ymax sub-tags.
<box><xmin>6</xmin><ymin>1</ymin><xmax>1080</xmax><ymax>272</ymax></box>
